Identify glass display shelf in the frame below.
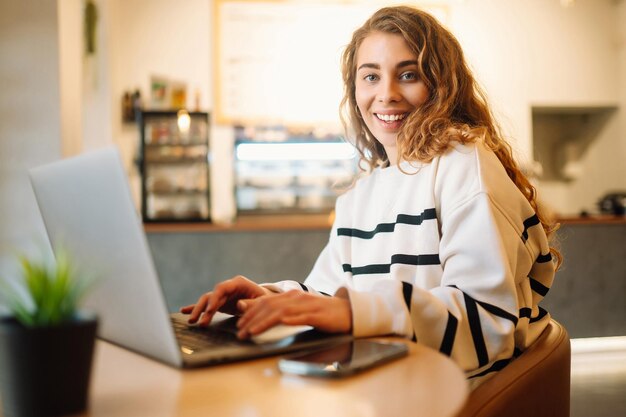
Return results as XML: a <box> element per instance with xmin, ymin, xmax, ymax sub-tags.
<box><xmin>139</xmin><ymin>110</ymin><xmax>211</xmax><ymax>222</ymax></box>
<box><xmin>234</xmin><ymin>136</ymin><xmax>357</xmax><ymax>215</ymax></box>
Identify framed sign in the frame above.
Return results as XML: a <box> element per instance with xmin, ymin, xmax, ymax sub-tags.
<box><xmin>213</xmin><ymin>0</ymin><xmax>448</xmax><ymax>126</ymax></box>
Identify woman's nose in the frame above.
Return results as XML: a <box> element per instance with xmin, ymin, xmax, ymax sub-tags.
<box><xmin>377</xmin><ymin>80</ymin><xmax>401</xmax><ymax>103</ymax></box>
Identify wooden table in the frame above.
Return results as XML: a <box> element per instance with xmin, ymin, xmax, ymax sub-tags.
<box><xmin>83</xmin><ymin>338</ymin><xmax>468</xmax><ymax>417</ymax></box>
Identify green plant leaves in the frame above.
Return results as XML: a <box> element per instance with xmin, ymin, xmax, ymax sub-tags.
<box><xmin>0</xmin><ymin>249</ymin><xmax>93</xmax><ymax>327</ymax></box>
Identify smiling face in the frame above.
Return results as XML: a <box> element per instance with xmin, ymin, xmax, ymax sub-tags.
<box><xmin>355</xmin><ymin>31</ymin><xmax>429</xmax><ymax>165</ymax></box>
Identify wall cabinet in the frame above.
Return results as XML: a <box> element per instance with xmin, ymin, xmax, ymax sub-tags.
<box><xmin>139</xmin><ymin>111</ymin><xmax>210</xmax><ymax>222</ymax></box>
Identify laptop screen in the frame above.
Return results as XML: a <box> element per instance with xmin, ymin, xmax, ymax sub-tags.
<box><xmin>29</xmin><ymin>147</ymin><xmax>182</xmax><ymax>366</ymax></box>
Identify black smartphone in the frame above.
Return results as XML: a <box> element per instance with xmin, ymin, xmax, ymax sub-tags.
<box><xmin>278</xmin><ymin>339</ymin><xmax>408</xmax><ymax>377</ymax></box>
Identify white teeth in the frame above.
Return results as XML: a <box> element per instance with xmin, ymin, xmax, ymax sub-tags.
<box><xmin>376</xmin><ymin>113</ymin><xmax>407</xmax><ymax>122</ymax></box>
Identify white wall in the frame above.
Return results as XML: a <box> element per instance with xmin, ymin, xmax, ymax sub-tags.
<box><xmin>58</xmin><ymin>0</ymin><xmax>83</xmax><ymax>157</ymax></box>
<box><xmin>533</xmin><ymin>0</ymin><xmax>625</xmax><ymax>215</ymax></box>
<box><xmin>450</xmin><ymin>0</ymin><xmax>620</xmax><ymax>162</ymax></box>
<box><xmin>81</xmin><ymin>0</ymin><xmax>114</xmax><ymax>154</ymax></box>
<box><xmin>59</xmin><ymin>0</ymin><xmax>116</xmax><ymax>158</ymax></box>
<box><xmin>0</xmin><ymin>1</ymin><xmax>62</xmax><ymax>285</ymax></box>
<box><xmin>108</xmin><ymin>0</ymin><xmax>212</xmax><ymax>112</ymax></box>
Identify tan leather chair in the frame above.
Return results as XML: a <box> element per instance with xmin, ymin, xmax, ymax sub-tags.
<box><xmin>457</xmin><ymin>319</ymin><xmax>571</xmax><ymax>417</ymax></box>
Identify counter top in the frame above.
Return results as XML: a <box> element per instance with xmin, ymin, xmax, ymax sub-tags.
<box><xmin>144</xmin><ymin>214</ymin><xmax>334</xmax><ymax>233</ymax></box>
<box><xmin>556</xmin><ymin>215</ymin><xmax>626</xmax><ymax>225</ymax></box>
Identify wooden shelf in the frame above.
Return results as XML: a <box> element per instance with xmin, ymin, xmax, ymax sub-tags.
<box><xmin>556</xmin><ymin>215</ymin><xmax>626</xmax><ymax>225</ymax></box>
<box><xmin>144</xmin><ymin>213</ymin><xmax>334</xmax><ymax>233</ymax></box>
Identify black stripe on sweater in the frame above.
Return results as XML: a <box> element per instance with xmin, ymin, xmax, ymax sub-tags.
<box><xmin>297</xmin><ymin>282</ymin><xmax>309</xmax><ymax>292</ymax></box>
<box><xmin>448</xmin><ymin>285</ymin><xmax>519</xmax><ymax>368</ymax></box>
<box><xmin>401</xmin><ymin>282</ymin><xmax>417</xmax><ymax>342</ymax></box>
<box><xmin>337</xmin><ymin>208</ymin><xmax>437</xmax><ymax>239</ymax></box>
<box><xmin>536</xmin><ymin>252</ymin><xmax>552</xmax><ymax>263</ymax></box>
<box><xmin>468</xmin><ymin>357</ymin><xmax>514</xmax><ymax>379</ymax></box>
<box><xmin>439</xmin><ymin>311</ymin><xmax>458</xmax><ymax>356</ymax></box>
<box><xmin>529</xmin><ymin>276</ymin><xmax>550</xmax><ymax>297</ymax></box>
<box><xmin>342</xmin><ymin>254</ymin><xmax>440</xmax><ymax>276</ymax></box>
<box><xmin>463</xmin><ymin>292</ymin><xmax>489</xmax><ymax>367</ymax></box>
<box><xmin>448</xmin><ymin>285</ymin><xmax>518</xmax><ymax>325</ymax></box>
<box><xmin>401</xmin><ymin>282</ymin><xmax>412</xmax><ymax>312</ymax></box>
<box><xmin>475</xmin><ymin>299</ymin><xmax>518</xmax><ymax>326</ymax></box>
<box><xmin>529</xmin><ymin>306</ymin><xmax>548</xmax><ymax>323</ymax></box>
<box><xmin>521</xmin><ymin>214</ymin><xmax>540</xmax><ymax>242</ymax></box>
<box><xmin>519</xmin><ymin>307</ymin><xmax>532</xmax><ymax>319</ymax></box>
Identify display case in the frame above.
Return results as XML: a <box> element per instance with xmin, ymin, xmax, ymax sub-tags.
<box><xmin>234</xmin><ymin>127</ymin><xmax>357</xmax><ymax>214</ymax></box>
<box><xmin>139</xmin><ymin>110</ymin><xmax>210</xmax><ymax>222</ymax></box>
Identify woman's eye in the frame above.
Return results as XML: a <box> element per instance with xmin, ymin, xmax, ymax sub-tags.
<box><xmin>400</xmin><ymin>72</ymin><xmax>417</xmax><ymax>81</ymax></box>
<box><xmin>363</xmin><ymin>74</ymin><xmax>378</xmax><ymax>82</ymax></box>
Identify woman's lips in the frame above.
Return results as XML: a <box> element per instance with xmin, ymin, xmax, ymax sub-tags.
<box><xmin>374</xmin><ymin>112</ymin><xmax>408</xmax><ymax>129</ymax></box>
<box><xmin>375</xmin><ymin>112</ymin><xmax>408</xmax><ymax>122</ymax></box>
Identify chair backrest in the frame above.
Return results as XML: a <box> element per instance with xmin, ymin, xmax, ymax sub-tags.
<box><xmin>457</xmin><ymin>319</ymin><xmax>571</xmax><ymax>417</ymax></box>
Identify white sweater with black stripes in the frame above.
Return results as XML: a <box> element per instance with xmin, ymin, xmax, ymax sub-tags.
<box><xmin>264</xmin><ymin>141</ymin><xmax>555</xmax><ymax>380</ymax></box>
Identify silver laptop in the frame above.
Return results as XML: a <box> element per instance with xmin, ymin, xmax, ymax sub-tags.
<box><xmin>29</xmin><ymin>146</ymin><xmax>349</xmax><ymax>368</ymax></box>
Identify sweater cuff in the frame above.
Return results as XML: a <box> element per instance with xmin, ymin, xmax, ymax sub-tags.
<box><xmin>260</xmin><ymin>283</ymin><xmax>287</xmax><ymax>294</ymax></box>
<box><xmin>343</xmin><ymin>288</ymin><xmax>396</xmax><ymax>338</ymax></box>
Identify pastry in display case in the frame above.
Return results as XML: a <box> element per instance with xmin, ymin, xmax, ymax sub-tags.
<box><xmin>234</xmin><ymin>126</ymin><xmax>357</xmax><ymax>214</ymax></box>
<box><xmin>138</xmin><ymin>110</ymin><xmax>211</xmax><ymax>222</ymax></box>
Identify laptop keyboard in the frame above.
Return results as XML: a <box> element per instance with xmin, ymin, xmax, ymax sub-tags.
<box><xmin>171</xmin><ymin>317</ymin><xmax>243</xmax><ymax>350</ymax></box>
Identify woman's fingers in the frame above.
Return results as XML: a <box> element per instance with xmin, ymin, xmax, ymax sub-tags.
<box><xmin>197</xmin><ymin>284</ymin><xmax>237</xmax><ymax>325</ymax></box>
<box><xmin>235</xmin><ymin>294</ymin><xmax>290</xmax><ymax>330</ymax></box>
<box><xmin>179</xmin><ymin>278</ymin><xmax>352</xmax><ymax>334</ymax></box>
<box><xmin>237</xmin><ymin>308</ymin><xmax>284</xmax><ymax>339</ymax></box>
<box><xmin>187</xmin><ymin>293</ymin><xmax>211</xmax><ymax>324</ymax></box>
<box><xmin>179</xmin><ymin>275</ymin><xmax>270</xmax><ymax>326</ymax></box>
<box><xmin>179</xmin><ymin>304</ymin><xmax>195</xmax><ymax>313</ymax></box>
<box><xmin>237</xmin><ymin>299</ymin><xmax>251</xmax><ymax>313</ymax></box>
<box><xmin>235</xmin><ymin>291</ymin><xmax>352</xmax><ymax>339</ymax></box>
<box><xmin>235</xmin><ymin>294</ymin><xmax>293</xmax><ymax>337</ymax></box>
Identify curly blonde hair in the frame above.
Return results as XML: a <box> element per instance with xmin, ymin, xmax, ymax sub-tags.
<box><xmin>340</xmin><ymin>6</ymin><xmax>561</xmax><ymax>267</ymax></box>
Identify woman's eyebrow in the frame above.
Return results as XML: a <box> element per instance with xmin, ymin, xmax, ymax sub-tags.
<box><xmin>357</xmin><ymin>63</ymin><xmax>379</xmax><ymax>71</ymax></box>
<box><xmin>357</xmin><ymin>60</ymin><xmax>418</xmax><ymax>72</ymax></box>
<box><xmin>397</xmin><ymin>60</ymin><xmax>418</xmax><ymax>68</ymax></box>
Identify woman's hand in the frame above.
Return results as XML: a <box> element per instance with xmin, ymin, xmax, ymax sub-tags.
<box><xmin>235</xmin><ymin>290</ymin><xmax>352</xmax><ymax>339</ymax></box>
<box><xmin>179</xmin><ymin>276</ymin><xmax>270</xmax><ymax>326</ymax></box>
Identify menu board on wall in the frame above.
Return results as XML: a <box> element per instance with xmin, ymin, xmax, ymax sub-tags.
<box><xmin>213</xmin><ymin>0</ymin><xmax>448</xmax><ymax>126</ymax></box>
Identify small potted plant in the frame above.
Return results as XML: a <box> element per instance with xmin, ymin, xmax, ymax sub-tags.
<box><xmin>0</xmin><ymin>250</ymin><xmax>97</xmax><ymax>417</ymax></box>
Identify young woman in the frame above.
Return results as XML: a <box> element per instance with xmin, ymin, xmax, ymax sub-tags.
<box><xmin>181</xmin><ymin>6</ymin><xmax>561</xmax><ymax>381</ymax></box>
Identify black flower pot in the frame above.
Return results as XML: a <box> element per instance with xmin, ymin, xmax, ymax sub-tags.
<box><xmin>0</xmin><ymin>314</ymin><xmax>98</xmax><ymax>417</ymax></box>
